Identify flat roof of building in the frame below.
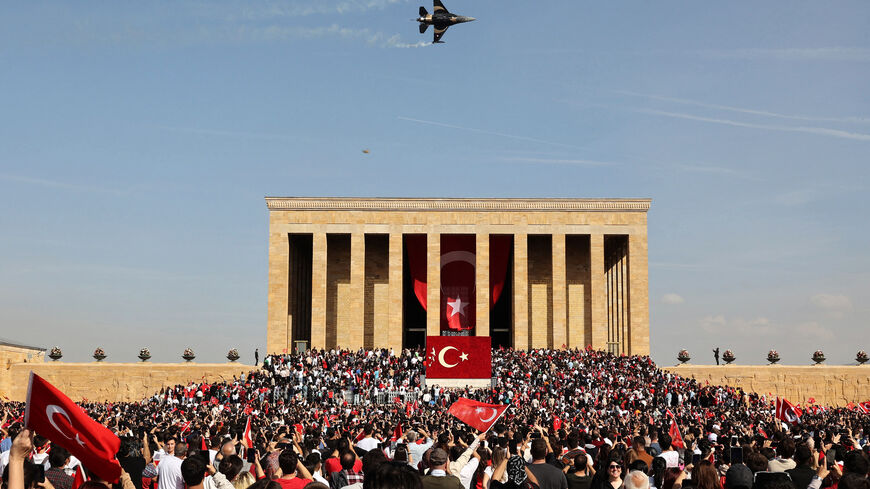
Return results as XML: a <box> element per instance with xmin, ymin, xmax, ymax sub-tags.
<box><xmin>265</xmin><ymin>197</ymin><xmax>651</xmax><ymax>212</ymax></box>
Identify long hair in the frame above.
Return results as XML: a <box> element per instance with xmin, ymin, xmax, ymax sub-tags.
<box><xmin>473</xmin><ymin>445</ymin><xmax>491</xmax><ymax>485</ymax></box>
<box><xmin>693</xmin><ymin>461</ymin><xmax>722</xmax><ymax>489</ymax></box>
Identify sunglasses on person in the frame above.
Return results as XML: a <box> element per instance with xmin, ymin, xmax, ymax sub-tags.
<box><xmin>609</xmin><ymin>464</ymin><xmax>622</xmax><ymax>470</ymax></box>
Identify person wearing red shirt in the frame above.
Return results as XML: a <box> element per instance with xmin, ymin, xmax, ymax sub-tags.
<box><xmin>275</xmin><ymin>450</ymin><xmax>313</xmax><ymax>489</ymax></box>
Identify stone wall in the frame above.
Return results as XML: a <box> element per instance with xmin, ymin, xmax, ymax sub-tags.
<box><xmin>666</xmin><ymin>364</ymin><xmax>870</xmax><ymax>407</ymax></box>
<box><xmin>2</xmin><ymin>362</ymin><xmax>256</xmax><ymax>402</ymax></box>
<box><xmin>0</xmin><ymin>344</ymin><xmax>46</xmax><ymax>399</ymax></box>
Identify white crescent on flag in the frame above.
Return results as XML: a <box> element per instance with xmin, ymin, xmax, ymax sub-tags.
<box><xmin>478</xmin><ymin>407</ymin><xmax>498</xmax><ymax>423</ymax></box>
<box><xmin>46</xmin><ymin>404</ymin><xmax>86</xmax><ymax>447</ymax></box>
<box><xmin>438</xmin><ymin>346</ymin><xmax>459</xmax><ymax>368</ymax></box>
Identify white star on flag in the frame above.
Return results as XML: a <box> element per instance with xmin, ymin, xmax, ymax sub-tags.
<box><xmin>460</xmin><ymin>352</ymin><xmax>468</xmax><ymax>362</ymax></box>
<box><xmin>447</xmin><ymin>297</ymin><xmax>468</xmax><ymax>318</ymax></box>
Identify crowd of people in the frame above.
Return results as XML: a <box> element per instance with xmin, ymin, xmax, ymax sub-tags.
<box><xmin>2</xmin><ymin>348</ymin><xmax>870</xmax><ymax>489</ymax></box>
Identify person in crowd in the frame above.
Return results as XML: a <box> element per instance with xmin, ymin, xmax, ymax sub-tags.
<box><xmin>44</xmin><ymin>446</ymin><xmax>74</xmax><ymax>489</ymax></box>
<box><xmin>157</xmin><ymin>442</ymin><xmax>187</xmax><ymax>489</ymax></box>
<box><xmin>330</xmin><ymin>451</ymin><xmax>363</xmax><ymax>489</ymax></box>
<box><xmin>421</xmin><ymin>449</ymin><xmax>463</xmax><ymax>489</ymax></box>
<box><xmin>768</xmin><ymin>439</ymin><xmax>796</xmax><ymax>473</ymax></box>
<box><xmin>527</xmin><ymin>438</ymin><xmax>567</xmax><ymax>489</ymax></box>
<box><xmin>276</xmin><ymin>451</ymin><xmax>313</xmax><ymax>489</ymax></box>
<box><xmin>566</xmin><ymin>454</ymin><xmax>593</xmax><ymax>489</ymax></box>
<box><xmin>658</xmin><ymin>435</ymin><xmax>678</xmax><ymax>469</ymax></box>
<box><xmin>785</xmin><ymin>445</ymin><xmax>815</xmax><ymax>489</ymax></box>
<box><xmin>625</xmin><ymin>471</ymin><xmax>650</xmax><ymax>489</ymax></box>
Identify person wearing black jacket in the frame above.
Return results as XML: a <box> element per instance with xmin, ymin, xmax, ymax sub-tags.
<box><xmin>786</xmin><ymin>445</ymin><xmax>816</xmax><ymax>489</ymax></box>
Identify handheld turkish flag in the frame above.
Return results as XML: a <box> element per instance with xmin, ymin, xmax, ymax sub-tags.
<box><xmin>426</xmin><ymin>336</ymin><xmax>491</xmax><ymax>379</ymax></box>
<box><xmin>25</xmin><ymin>372</ymin><xmax>122</xmax><ymax>483</ymax></box>
<box><xmin>71</xmin><ymin>465</ymin><xmax>87</xmax><ymax>489</ymax></box>
<box><xmin>775</xmin><ymin>397</ymin><xmax>802</xmax><ymax>425</ymax></box>
<box><xmin>447</xmin><ymin>398</ymin><xmax>507</xmax><ymax>432</ymax></box>
<box><xmin>243</xmin><ymin>417</ymin><xmax>253</xmax><ymax>447</ymax></box>
<box><xmin>665</xmin><ymin>409</ymin><xmax>685</xmax><ymax>450</ymax></box>
<box><xmin>857</xmin><ymin>401</ymin><xmax>870</xmax><ymax>414</ymax></box>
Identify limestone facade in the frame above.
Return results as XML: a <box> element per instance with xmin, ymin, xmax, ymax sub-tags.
<box><xmin>666</xmin><ymin>365</ymin><xmax>870</xmax><ymax>407</ymax></box>
<box><xmin>0</xmin><ymin>342</ymin><xmax>45</xmax><ymax>399</ymax></box>
<box><xmin>3</xmin><ymin>363</ymin><xmax>255</xmax><ymax>402</ymax></box>
<box><xmin>266</xmin><ymin>197</ymin><xmax>651</xmax><ymax>354</ymax></box>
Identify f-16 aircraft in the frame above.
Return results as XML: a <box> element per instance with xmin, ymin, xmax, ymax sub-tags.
<box><xmin>416</xmin><ymin>0</ymin><xmax>476</xmax><ymax>44</ymax></box>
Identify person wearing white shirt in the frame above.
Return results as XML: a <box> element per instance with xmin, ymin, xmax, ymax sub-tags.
<box><xmin>157</xmin><ymin>442</ymin><xmax>187</xmax><ymax>489</ymax></box>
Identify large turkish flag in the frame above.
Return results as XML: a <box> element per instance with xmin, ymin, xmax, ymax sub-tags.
<box><xmin>440</xmin><ymin>235</ymin><xmax>476</xmax><ymax>332</ymax></box>
<box><xmin>25</xmin><ymin>372</ymin><xmax>122</xmax><ymax>482</ymax></box>
<box><xmin>448</xmin><ymin>398</ymin><xmax>508</xmax><ymax>432</ymax></box>
<box><xmin>425</xmin><ymin>336</ymin><xmax>491</xmax><ymax>379</ymax></box>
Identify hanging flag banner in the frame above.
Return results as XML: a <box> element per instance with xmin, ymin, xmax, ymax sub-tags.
<box><xmin>426</xmin><ymin>336</ymin><xmax>491</xmax><ymax>379</ymax></box>
<box><xmin>440</xmin><ymin>235</ymin><xmax>476</xmax><ymax>332</ymax></box>
<box><xmin>406</xmin><ymin>235</ymin><xmax>512</xmax><ymax>334</ymax></box>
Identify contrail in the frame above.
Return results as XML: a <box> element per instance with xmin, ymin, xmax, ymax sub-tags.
<box><xmin>397</xmin><ymin>116</ymin><xmax>585</xmax><ymax>149</ymax></box>
<box><xmin>616</xmin><ymin>90</ymin><xmax>870</xmax><ymax>124</ymax></box>
<box><xmin>636</xmin><ymin>109</ymin><xmax>870</xmax><ymax>142</ymax></box>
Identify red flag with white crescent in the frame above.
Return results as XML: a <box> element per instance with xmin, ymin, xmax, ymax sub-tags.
<box><xmin>775</xmin><ymin>397</ymin><xmax>802</xmax><ymax>425</ymax></box>
<box><xmin>447</xmin><ymin>398</ymin><xmax>507</xmax><ymax>432</ymax></box>
<box><xmin>25</xmin><ymin>373</ymin><xmax>122</xmax><ymax>483</ymax></box>
<box><xmin>440</xmin><ymin>235</ymin><xmax>476</xmax><ymax>331</ymax></box>
<box><xmin>426</xmin><ymin>336</ymin><xmax>491</xmax><ymax>379</ymax></box>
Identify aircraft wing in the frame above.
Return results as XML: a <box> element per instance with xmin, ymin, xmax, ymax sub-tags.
<box><xmin>433</xmin><ymin>0</ymin><xmax>449</xmax><ymax>14</ymax></box>
<box><xmin>433</xmin><ymin>24</ymin><xmax>449</xmax><ymax>43</ymax></box>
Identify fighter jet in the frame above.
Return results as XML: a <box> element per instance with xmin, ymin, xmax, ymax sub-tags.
<box><xmin>416</xmin><ymin>0</ymin><xmax>476</xmax><ymax>44</ymax></box>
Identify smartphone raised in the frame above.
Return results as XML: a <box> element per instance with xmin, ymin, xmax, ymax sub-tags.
<box><xmin>246</xmin><ymin>448</ymin><xmax>257</xmax><ymax>464</ymax></box>
<box><xmin>730</xmin><ymin>446</ymin><xmax>744</xmax><ymax>465</ymax></box>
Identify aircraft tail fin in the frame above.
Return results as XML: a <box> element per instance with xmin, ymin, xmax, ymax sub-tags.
<box><xmin>419</xmin><ymin>6</ymin><xmax>428</xmax><ymax>16</ymax></box>
<box><xmin>419</xmin><ymin>23</ymin><xmax>429</xmax><ymax>34</ymax></box>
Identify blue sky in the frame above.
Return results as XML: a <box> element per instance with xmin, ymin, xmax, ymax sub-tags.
<box><xmin>1</xmin><ymin>1</ymin><xmax>868</xmax><ymax>365</ymax></box>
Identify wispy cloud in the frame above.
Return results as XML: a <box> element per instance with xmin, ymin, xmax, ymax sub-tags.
<box><xmin>617</xmin><ymin>90</ymin><xmax>869</xmax><ymax>124</ymax></box>
<box><xmin>397</xmin><ymin>116</ymin><xmax>584</xmax><ymax>149</ymax></box>
<box><xmin>697</xmin><ymin>47</ymin><xmax>870</xmax><ymax>62</ymax></box>
<box><xmin>636</xmin><ymin>109</ymin><xmax>870</xmax><ymax>142</ymax></box>
<box><xmin>0</xmin><ymin>173</ymin><xmax>125</xmax><ymax>196</ymax></box>
<box><xmin>662</xmin><ymin>293</ymin><xmax>685</xmax><ymax>305</ymax></box>
<box><xmin>701</xmin><ymin>315</ymin><xmax>776</xmax><ymax>336</ymax></box>
<box><xmin>495</xmin><ymin>157</ymin><xmax>617</xmax><ymax>167</ymax></box>
<box><xmin>674</xmin><ymin>163</ymin><xmax>761</xmax><ymax>181</ymax></box>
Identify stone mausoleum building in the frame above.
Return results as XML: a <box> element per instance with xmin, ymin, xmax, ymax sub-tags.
<box><xmin>266</xmin><ymin>197</ymin><xmax>650</xmax><ymax>355</ymax></box>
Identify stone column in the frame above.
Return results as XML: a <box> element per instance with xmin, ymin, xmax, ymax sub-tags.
<box><xmin>629</xmin><ymin>232</ymin><xmax>650</xmax><ymax>355</ymax></box>
<box><xmin>590</xmin><ymin>234</ymin><xmax>607</xmax><ymax>351</ymax></box>
<box><xmin>267</xmin><ymin>224</ymin><xmax>289</xmax><ymax>354</ymax></box>
<box><xmin>426</xmin><ymin>233</ymin><xmax>441</xmax><ymax>338</ymax></box>
<box><xmin>349</xmin><ymin>232</ymin><xmax>365</xmax><ymax>349</ymax></box>
<box><xmin>310</xmin><ymin>233</ymin><xmax>328</xmax><ymax>349</ymax></box>
<box><xmin>388</xmin><ymin>233</ymin><xmax>404</xmax><ymax>352</ymax></box>
<box><xmin>513</xmin><ymin>233</ymin><xmax>529</xmax><ymax>350</ymax></box>
<box><xmin>475</xmin><ymin>232</ymin><xmax>490</xmax><ymax>337</ymax></box>
<box><xmin>551</xmin><ymin>233</ymin><xmax>567</xmax><ymax>349</ymax></box>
